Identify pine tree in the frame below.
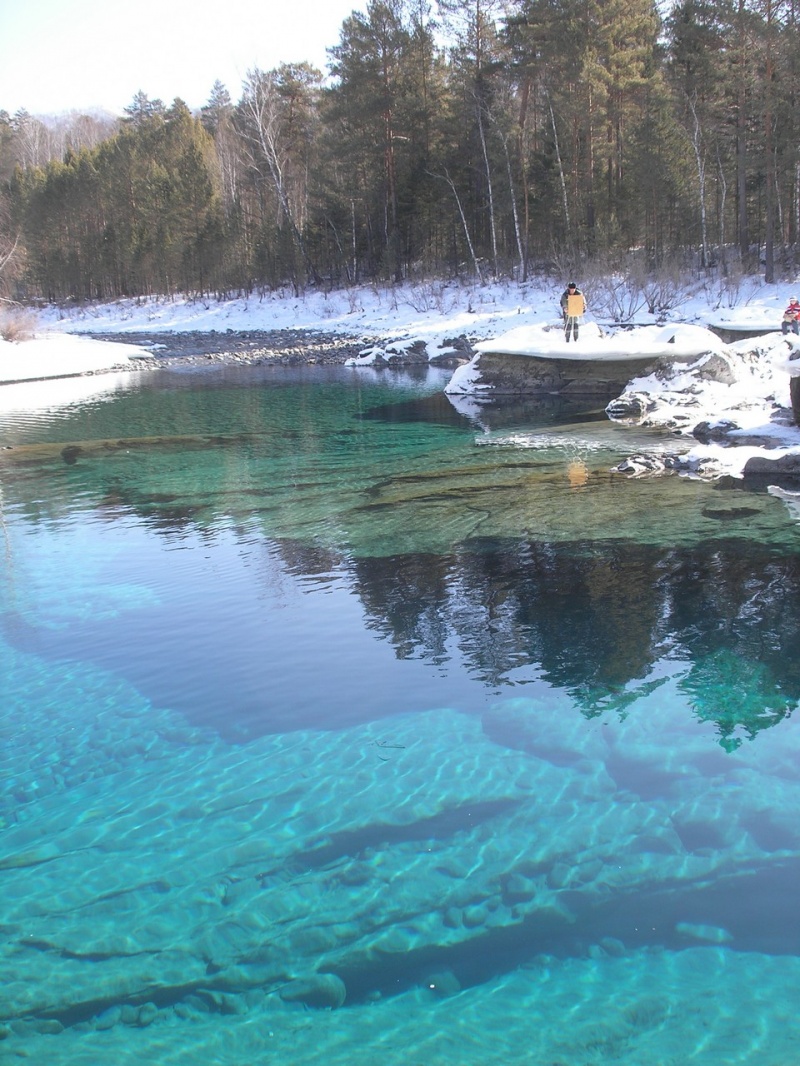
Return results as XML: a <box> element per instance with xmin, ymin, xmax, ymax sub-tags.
<box><xmin>326</xmin><ymin>0</ymin><xmax>419</xmax><ymax>282</ymax></box>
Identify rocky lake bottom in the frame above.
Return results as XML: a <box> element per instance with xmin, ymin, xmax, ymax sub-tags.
<box><xmin>1</xmin><ymin>360</ymin><xmax>799</xmax><ymax>1064</ymax></box>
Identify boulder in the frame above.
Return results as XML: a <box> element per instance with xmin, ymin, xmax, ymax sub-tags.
<box><xmin>279</xmin><ymin>973</ymin><xmax>347</xmax><ymax>1010</ymax></box>
<box><xmin>471</xmin><ymin>351</ymin><xmax>668</xmax><ymax>398</ymax></box>
<box><xmin>791</xmin><ymin>376</ymin><xmax>800</xmax><ymax>426</ymax></box>
<box><xmin>743</xmin><ymin>452</ymin><xmax>800</xmax><ymax>478</ymax></box>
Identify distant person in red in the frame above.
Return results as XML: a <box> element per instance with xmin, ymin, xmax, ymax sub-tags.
<box><xmin>560</xmin><ymin>282</ymin><xmax>586</xmax><ymax>342</ymax></box>
<box><xmin>782</xmin><ymin>297</ymin><xmax>800</xmax><ymax>335</ymax></box>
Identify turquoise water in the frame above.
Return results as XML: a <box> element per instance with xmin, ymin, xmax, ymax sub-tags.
<box><xmin>1</xmin><ymin>363</ymin><xmax>799</xmax><ymax>1063</ymax></box>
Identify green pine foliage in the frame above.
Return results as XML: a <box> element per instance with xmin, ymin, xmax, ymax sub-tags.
<box><xmin>4</xmin><ymin>0</ymin><xmax>800</xmax><ymax>301</ymax></box>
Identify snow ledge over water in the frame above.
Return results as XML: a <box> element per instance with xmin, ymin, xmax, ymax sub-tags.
<box><xmin>4</xmin><ymin>278</ymin><xmax>800</xmax><ymax>484</ymax></box>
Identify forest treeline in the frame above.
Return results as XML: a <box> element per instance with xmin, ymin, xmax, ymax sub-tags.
<box><xmin>1</xmin><ymin>0</ymin><xmax>799</xmax><ymax>304</ymax></box>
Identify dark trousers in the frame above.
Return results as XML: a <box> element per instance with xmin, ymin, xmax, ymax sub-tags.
<box><xmin>782</xmin><ymin>320</ymin><xmax>799</xmax><ymax>335</ymax></box>
<box><xmin>564</xmin><ymin>315</ymin><xmax>580</xmax><ymax>341</ymax></box>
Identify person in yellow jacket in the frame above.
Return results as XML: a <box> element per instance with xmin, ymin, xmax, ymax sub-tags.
<box><xmin>560</xmin><ymin>281</ymin><xmax>586</xmax><ymax>342</ymax></box>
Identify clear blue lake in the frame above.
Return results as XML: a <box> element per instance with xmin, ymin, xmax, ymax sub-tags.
<box><xmin>1</xmin><ymin>363</ymin><xmax>799</xmax><ymax>1063</ymax></box>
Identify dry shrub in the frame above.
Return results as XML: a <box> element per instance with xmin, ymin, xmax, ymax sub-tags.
<box><xmin>403</xmin><ymin>280</ymin><xmax>457</xmax><ymax>314</ymax></box>
<box><xmin>0</xmin><ymin>309</ymin><xmax>38</xmax><ymax>342</ymax></box>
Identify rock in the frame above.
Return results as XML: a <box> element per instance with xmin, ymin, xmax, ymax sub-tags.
<box><xmin>75</xmin><ymin>330</ymin><xmax>375</xmax><ymax>368</ymax></box>
<box><xmin>443</xmin><ymin>906</ymin><xmax>463</xmax><ymax>928</ymax></box>
<box><xmin>424</xmin><ymin>969</ymin><xmax>461</xmax><ymax>997</ymax></box>
<box><xmin>61</xmin><ymin>445</ymin><xmax>84</xmax><ymax>465</ymax></box>
<box><xmin>791</xmin><ymin>376</ymin><xmax>800</xmax><ymax>425</ymax></box>
<box><xmin>692</xmin><ymin>420</ymin><xmax>738</xmax><ymax>443</ymax></box>
<box><xmin>482</xmin><ymin>699</ymin><xmax>607</xmax><ymax>765</ymax></box>
<box><xmin>181</xmin><ymin>995</ymin><xmax>211</xmax><ymax>1014</ymax></box>
<box><xmin>432</xmin><ymin>335</ymin><xmax>476</xmax><ymax>366</ymax></box>
<box><xmin>675</xmin><ymin>921</ymin><xmax>733</xmax><ymax>944</ymax></box>
<box><xmin>137</xmin><ymin>1002</ymin><xmax>159</xmax><ymax>1027</ymax></box>
<box><xmin>547</xmin><ymin>862</ymin><xmax>572</xmax><ymax>889</ymax></box>
<box><xmin>388</xmin><ymin>339</ymin><xmax>429</xmax><ymax>363</ymax></box>
<box><xmin>442</xmin><ymin>335</ymin><xmax>475</xmax><ymax>353</ymax></box>
<box><xmin>701</xmin><ymin>505</ymin><xmax>762</xmax><ymax>521</ymax></box>
<box><xmin>11</xmin><ymin>1018</ymin><xmax>64</xmax><ymax>1035</ymax></box>
<box><xmin>279</xmin><ymin>973</ymin><xmax>347</xmax><ymax>1010</ymax></box>
<box><xmin>429</xmin><ymin>350</ymin><xmax>468</xmax><ymax>367</ymax></box>
<box><xmin>469</xmin><ymin>351</ymin><xmax>667</xmax><ymax>398</ymax></box>
<box><xmin>217</xmin><ymin>992</ymin><xmax>248</xmax><ymax>1015</ymax></box>
<box><xmin>504</xmin><ymin>872</ymin><xmax>537</xmax><ymax>902</ymax></box>
<box><xmin>599</xmin><ymin>936</ymin><xmax>627</xmax><ymax>957</ymax></box>
<box><xmin>95</xmin><ymin>1005</ymin><xmax>121</xmax><ymax>1031</ymax></box>
<box><xmin>461</xmin><ymin>903</ymin><xmax>489</xmax><ymax>928</ymax></box>
<box><xmin>335</xmin><ymin>861</ymin><xmax>371</xmax><ymax>886</ymax></box>
<box><xmin>606</xmin><ymin>395</ymin><xmax>648</xmax><ymax>421</ymax></box>
<box><xmin>743</xmin><ymin>452</ymin><xmax>800</xmax><ymax>477</ymax></box>
<box><xmin>691</xmin><ymin>352</ymin><xmax>737</xmax><ymax>384</ymax></box>
<box><xmin>613</xmin><ymin>455</ymin><xmax>667</xmax><ymax>477</ymax></box>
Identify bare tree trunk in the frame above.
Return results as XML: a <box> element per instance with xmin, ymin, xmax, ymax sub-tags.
<box><xmin>241</xmin><ymin>72</ymin><xmax>321</xmax><ymax>287</ymax></box>
<box><xmin>434</xmin><ymin>169</ymin><xmax>484</xmax><ymax>282</ymax></box>
<box><xmin>517</xmin><ymin>76</ymin><xmax>531</xmax><ymax>281</ymax></box>
<box><xmin>717</xmin><ymin>148</ymin><xmax>727</xmax><ymax>253</ymax></box>
<box><xmin>586</xmin><ymin>85</ymin><xmax>596</xmax><ymax>242</ymax></box>
<box><xmin>0</xmin><ymin>234</ymin><xmax>19</xmax><ymax>280</ymax></box>
<box><xmin>736</xmin><ymin>0</ymin><xmax>750</xmax><ymax>261</ymax></box>
<box><xmin>688</xmin><ymin>95</ymin><xmax>708</xmax><ymax>268</ymax></box>
<box><xmin>351</xmin><ymin>198</ymin><xmax>358</xmax><ymax>284</ymax></box>
<box><xmin>488</xmin><ymin>108</ymin><xmax>524</xmax><ymax>280</ymax></box>
<box><xmin>476</xmin><ymin>101</ymin><xmax>498</xmax><ymax>276</ymax></box>
<box><xmin>764</xmin><ymin>0</ymin><xmax>775</xmax><ymax>283</ymax></box>
<box><xmin>547</xmin><ymin>92</ymin><xmax>572</xmax><ymax>248</ymax></box>
<box><xmin>500</xmin><ymin>132</ymin><xmax>525</xmax><ymax>281</ymax></box>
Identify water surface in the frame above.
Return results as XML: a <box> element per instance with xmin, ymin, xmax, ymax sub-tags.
<box><xmin>1</xmin><ymin>363</ymin><xmax>799</xmax><ymax>1063</ymax></box>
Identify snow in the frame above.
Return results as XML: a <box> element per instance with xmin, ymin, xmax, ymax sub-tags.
<box><xmin>4</xmin><ymin>275</ymin><xmax>800</xmax><ymax>483</ymax></box>
<box><xmin>0</xmin><ymin>331</ymin><xmax>152</xmax><ymax>385</ymax></box>
<box><xmin>473</xmin><ymin>321</ymin><xmax>726</xmax><ymax>361</ymax></box>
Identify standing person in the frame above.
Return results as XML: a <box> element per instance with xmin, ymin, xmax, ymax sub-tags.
<box><xmin>560</xmin><ymin>281</ymin><xmax>586</xmax><ymax>342</ymax></box>
<box><xmin>782</xmin><ymin>297</ymin><xmax>800</xmax><ymax>336</ymax></box>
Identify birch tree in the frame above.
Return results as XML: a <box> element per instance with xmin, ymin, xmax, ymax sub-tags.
<box><xmin>238</xmin><ymin>65</ymin><xmax>323</xmax><ymax>288</ymax></box>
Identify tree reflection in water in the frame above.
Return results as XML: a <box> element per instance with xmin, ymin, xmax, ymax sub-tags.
<box><xmin>346</xmin><ymin>538</ymin><xmax>800</xmax><ymax>745</ymax></box>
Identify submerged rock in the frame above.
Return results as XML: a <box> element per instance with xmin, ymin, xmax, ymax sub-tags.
<box><xmin>280</xmin><ymin>973</ymin><xmax>347</xmax><ymax>1010</ymax></box>
<box><xmin>136</xmin><ymin>1002</ymin><xmax>159</xmax><ymax>1027</ymax></box>
<box><xmin>675</xmin><ymin>921</ymin><xmax>733</xmax><ymax>945</ymax></box>
<box><xmin>424</xmin><ymin>969</ymin><xmax>461</xmax><ymax>997</ymax></box>
<box><xmin>94</xmin><ymin>1005</ymin><xmax>121</xmax><ymax>1031</ymax></box>
<box><xmin>613</xmin><ymin>455</ymin><xmax>668</xmax><ymax>477</ymax></box>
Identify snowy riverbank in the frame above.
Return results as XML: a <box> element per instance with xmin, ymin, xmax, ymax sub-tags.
<box><xmin>4</xmin><ymin>276</ymin><xmax>800</xmax><ymax>480</ymax></box>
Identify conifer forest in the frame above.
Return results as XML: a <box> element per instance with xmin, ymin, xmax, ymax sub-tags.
<box><xmin>2</xmin><ymin>0</ymin><xmax>799</xmax><ymax>303</ymax></box>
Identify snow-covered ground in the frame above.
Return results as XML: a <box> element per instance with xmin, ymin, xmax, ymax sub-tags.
<box><xmin>3</xmin><ymin>275</ymin><xmax>800</xmax><ymax>478</ymax></box>
<box><xmin>473</xmin><ymin>320</ymin><xmax>729</xmax><ymax>361</ymax></box>
<box><xmin>0</xmin><ymin>331</ymin><xmax>153</xmax><ymax>384</ymax></box>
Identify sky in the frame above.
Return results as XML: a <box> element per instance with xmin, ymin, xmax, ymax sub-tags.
<box><xmin>0</xmin><ymin>0</ymin><xmax>366</xmax><ymax>118</ymax></box>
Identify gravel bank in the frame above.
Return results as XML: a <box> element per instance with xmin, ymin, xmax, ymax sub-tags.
<box><xmin>76</xmin><ymin>329</ymin><xmax>379</xmax><ymax>370</ymax></box>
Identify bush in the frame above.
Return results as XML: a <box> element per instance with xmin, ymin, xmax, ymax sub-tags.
<box><xmin>0</xmin><ymin>309</ymin><xmax>37</xmax><ymax>342</ymax></box>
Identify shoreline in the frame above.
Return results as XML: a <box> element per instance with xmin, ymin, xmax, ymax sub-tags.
<box><xmin>74</xmin><ymin>328</ymin><xmax>378</xmax><ymax>366</ymax></box>
<box><xmin>0</xmin><ymin>328</ymin><xmax>388</xmax><ymax>388</ymax></box>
